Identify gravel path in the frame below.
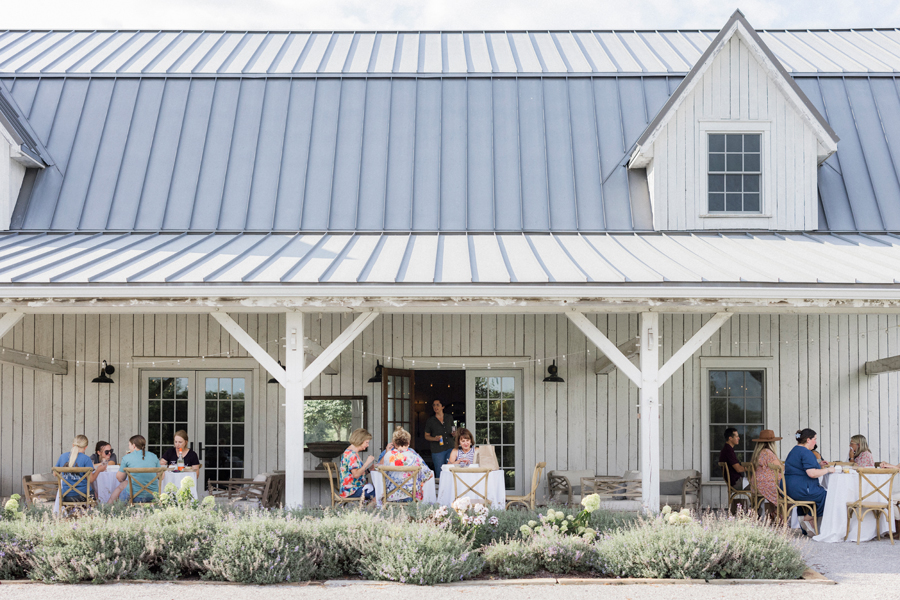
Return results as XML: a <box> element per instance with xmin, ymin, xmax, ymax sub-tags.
<box><xmin>2</xmin><ymin>538</ymin><xmax>898</xmax><ymax>600</ymax></box>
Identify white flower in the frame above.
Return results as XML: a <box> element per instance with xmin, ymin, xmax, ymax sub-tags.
<box><xmin>661</xmin><ymin>505</ymin><xmax>672</xmax><ymax>515</ymax></box>
<box><xmin>164</xmin><ymin>482</ymin><xmax>178</xmax><ymax>494</ymax></box>
<box><xmin>452</xmin><ymin>497</ymin><xmax>472</xmax><ymax>512</ymax></box>
<box><xmin>678</xmin><ymin>514</ymin><xmax>692</xmax><ymax>524</ymax></box>
<box><xmin>201</xmin><ymin>495</ymin><xmax>216</xmax><ymax>508</ymax></box>
<box><xmin>4</xmin><ymin>498</ymin><xmax>18</xmax><ymax>512</ymax></box>
<box><xmin>488</xmin><ymin>516</ymin><xmax>499</xmax><ymax>526</ymax></box>
<box><xmin>581</xmin><ymin>493</ymin><xmax>602</xmax><ymax>513</ymax></box>
<box><xmin>680</xmin><ymin>508</ymin><xmax>691</xmax><ymax>516</ymax></box>
<box><xmin>567</xmin><ymin>514</ymin><xmax>576</xmax><ymax>521</ymax></box>
<box><xmin>527</xmin><ymin>520</ymin><xmax>538</xmax><ymax>528</ymax></box>
<box><xmin>520</xmin><ymin>524</ymin><xmax>533</xmax><ymax>535</ymax></box>
<box><xmin>180</xmin><ymin>476</ymin><xmax>195</xmax><ymax>489</ymax></box>
<box><xmin>667</xmin><ymin>513</ymin><xmax>679</xmax><ymax>525</ymax></box>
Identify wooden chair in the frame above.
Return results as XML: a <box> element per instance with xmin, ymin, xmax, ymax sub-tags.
<box><xmin>122</xmin><ymin>467</ymin><xmax>166</xmax><ymax>506</ymax></box>
<box><xmin>375</xmin><ymin>465</ymin><xmax>421</xmax><ymax>507</ymax></box>
<box><xmin>322</xmin><ymin>462</ymin><xmax>364</xmax><ymax>508</ymax></box>
<box><xmin>22</xmin><ymin>474</ymin><xmax>58</xmax><ymax>507</ymax></box>
<box><xmin>719</xmin><ymin>462</ymin><xmax>753</xmax><ymax>514</ymax></box>
<box><xmin>845</xmin><ymin>467</ymin><xmax>898</xmax><ymax>544</ymax></box>
<box><xmin>52</xmin><ymin>467</ymin><xmax>95</xmax><ymax>512</ymax></box>
<box><xmin>506</xmin><ymin>462</ymin><xmax>546</xmax><ymax>510</ymax></box>
<box><xmin>742</xmin><ymin>461</ymin><xmax>763</xmax><ymax>514</ymax></box>
<box><xmin>449</xmin><ymin>466</ymin><xmax>492</xmax><ymax>506</ymax></box>
<box><xmin>768</xmin><ymin>462</ymin><xmax>818</xmax><ymax>534</ymax></box>
<box><xmin>207</xmin><ymin>473</ymin><xmax>286</xmax><ymax>509</ymax></box>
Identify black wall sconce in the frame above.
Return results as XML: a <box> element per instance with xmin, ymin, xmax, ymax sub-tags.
<box><xmin>542</xmin><ymin>360</ymin><xmax>564</xmax><ymax>383</ymax></box>
<box><xmin>92</xmin><ymin>360</ymin><xmax>115</xmax><ymax>384</ymax></box>
<box><xmin>367</xmin><ymin>360</ymin><xmax>383</xmax><ymax>383</ymax></box>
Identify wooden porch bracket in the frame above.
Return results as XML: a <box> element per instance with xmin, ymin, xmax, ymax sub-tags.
<box><xmin>210</xmin><ymin>311</ymin><xmax>287</xmax><ymax>386</ymax></box>
<box><xmin>594</xmin><ymin>337</ymin><xmax>639</xmax><ymax>374</ymax></box>
<box><xmin>303</xmin><ymin>337</ymin><xmax>338</xmax><ymax>376</ymax></box>
<box><xmin>0</xmin><ymin>310</ymin><xmax>24</xmax><ymax>339</ymax></box>
<box><xmin>567</xmin><ymin>311</ymin><xmax>643</xmax><ymax>387</ymax></box>
<box><xmin>657</xmin><ymin>313</ymin><xmax>732</xmax><ymax>384</ymax></box>
<box><xmin>301</xmin><ymin>311</ymin><xmax>378</xmax><ymax>388</ymax></box>
<box><xmin>865</xmin><ymin>355</ymin><xmax>900</xmax><ymax>375</ymax></box>
<box><xmin>0</xmin><ymin>346</ymin><xmax>67</xmax><ymax>374</ymax></box>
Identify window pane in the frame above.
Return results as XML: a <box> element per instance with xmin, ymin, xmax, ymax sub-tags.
<box><xmin>206</xmin><ymin>401</ymin><xmax>217</xmax><ymax>422</ymax></box>
<box><xmin>148</xmin><ymin>400</ymin><xmax>161</xmax><ymax>422</ymax></box>
<box><xmin>743</xmin><ymin>174</ymin><xmax>760</xmax><ymax>193</ymax></box>
<box><xmin>175</xmin><ymin>378</ymin><xmax>189</xmax><ymax>399</ymax></box>
<box><xmin>502</xmin><ymin>399</ymin><xmax>515</xmax><ymax>421</ymax></box>
<box><xmin>502</xmin><ymin>377</ymin><xmax>515</xmax><ymax>398</ymax></box>
<box><xmin>744</xmin><ymin>134</ymin><xmax>760</xmax><ymax>152</ymax></box>
<box><xmin>148</xmin><ymin>378</ymin><xmax>161</xmax><ymax>400</ymax></box>
<box><xmin>504</xmin><ymin>469</ymin><xmax>515</xmax><ymax>490</ymax></box>
<box><xmin>725</xmin><ymin>174</ymin><xmax>742</xmax><ymax>192</ymax></box>
<box><xmin>162</xmin><ymin>423</ymin><xmax>174</xmax><ymax>443</ymax></box>
<box><xmin>489</xmin><ymin>423</ymin><xmax>501</xmax><ymax>445</ymax></box>
<box><xmin>232</xmin><ymin>447</ymin><xmax>244</xmax><ymax>469</ymax></box>
<box><xmin>744</xmin><ymin>194</ymin><xmax>760</xmax><ymax>212</ymax></box>
<box><xmin>176</xmin><ymin>400</ymin><xmax>188</xmax><ymax>421</ymax></box>
<box><xmin>206</xmin><ymin>378</ymin><xmax>218</xmax><ymax>399</ymax></box>
<box><xmin>711</xmin><ymin>397</ymin><xmax>727</xmax><ymax>423</ymax></box>
<box><xmin>219</xmin><ymin>379</ymin><xmax>232</xmax><ymax>400</ymax></box>
<box><xmin>710</xmin><ymin>371</ymin><xmax>727</xmax><ymax>396</ymax></box>
<box><xmin>726</xmin><ymin>371</ymin><xmax>744</xmax><ymax>392</ymax></box>
<box><xmin>233</xmin><ymin>424</ymin><xmax>245</xmax><ymax>445</ymax></box>
<box><xmin>708</xmin><ymin>193</ymin><xmax>724</xmax><ymax>212</ymax></box>
<box><xmin>490</xmin><ymin>399</ymin><xmax>501</xmax><ymax>421</ymax></box>
<box><xmin>475</xmin><ymin>377</ymin><xmax>488</xmax><ymax>398</ymax></box>
<box><xmin>744</xmin><ymin>153</ymin><xmax>760</xmax><ymax>171</ymax></box>
<box><xmin>709</xmin><ymin>134</ymin><xmax>725</xmax><ymax>152</ymax></box>
<box><xmin>726</xmin><ymin>134</ymin><xmax>743</xmax><ymax>152</ymax></box>
<box><xmin>710</xmin><ymin>454</ymin><xmax>723</xmax><ymax>479</ymax></box>
<box><xmin>728</xmin><ymin>398</ymin><xmax>744</xmax><ymax>421</ymax></box>
<box><xmin>746</xmin><ymin>397</ymin><xmax>763</xmax><ymax>423</ymax></box>
<box><xmin>162</xmin><ymin>400</ymin><xmax>174</xmax><ymax>422</ymax></box>
<box><xmin>708</xmin><ymin>174</ymin><xmax>725</xmax><ymax>192</ymax></box>
<box><xmin>502</xmin><ymin>422</ymin><xmax>514</xmax><ymax>445</ymax></box>
<box><xmin>387</xmin><ymin>399</ymin><xmax>393</xmax><ymax>421</ymax></box>
<box><xmin>475</xmin><ymin>423</ymin><xmax>488</xmax><ymax>444</ymax></box>
<box><xmin>148</xmin><ymin>423</ymin><xmax>161</xmax><ymax>445</ymax></box>
<box><xmin>475</xmin><ymin>399</ymin><xmax>487</xmax><ymax>421</ymax></box>
<box><xmin>219</xmin><ymin>401</ymin><xmax>231</xmax><ymax>422</ymax></box>
<box><xmin>709</xmin><ymin>153</ymin><xmax>725</xmax><ymax>171</ymax></box>
<box><xmin>219</xmin><ymin>424</ymin><xmax>232</xmax><ymax>445</ymax></box>
<box><xmin>503</xmin><ymin>445</ymin><xmax>515</xmax><ymax>468</ymax></box>
<box><xmin>488</xmin><ymin>377</ymin><xmax>500</xmax><ymax>399</ymax></box>
<box><xmin>232</xmin><ymin>378</ymin><xmax>245</xmax><ymax>400</ymax></box>
<box><xmin>163</xmin><ymin>378</ymin><xmax>175</xmax><ymax>399</ymax></box>
<box><xmin>726</xmin><ymin>153</ymin><xmax>743</xmax><ymax>171</ymax></box>
<box><xmin>233</xmin><ymin>400</ymin><xmax>245</xmax><ymax>422</ymax></box>
<box><xmin>205</xmin><ymin>423</ymin><xmax>216</xmax><ymax>445</ymax></box>
<box><xmin>726</xmin><ymin>194</ymin><xmax>743</xmax><ymax>211</ymax></box>
<box><xmin>746</xmin><ymin>371</ymin><xmax>763</xmax><ymax>397</ymax></box>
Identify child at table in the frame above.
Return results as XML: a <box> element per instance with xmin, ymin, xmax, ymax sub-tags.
<box><xmin>448</xmin><ymin>428</ymin><xmax>477</xmax><ymax>467</ymax></box>
<box><xmin>108</xmin><ymin>435</ymin><xmax>160</xmax><ymax>503</ymax></box>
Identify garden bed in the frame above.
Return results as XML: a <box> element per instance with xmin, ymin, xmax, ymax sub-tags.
<box><xmin>0</xmin><ymin>491</ymin><xmax>809</xmax><ymax>585</ymax></box>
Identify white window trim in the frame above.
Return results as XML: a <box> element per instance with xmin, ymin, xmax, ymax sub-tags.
<box><xmin>699</xmin><ymin>356</ymin><xmax>776</xmax><ymax>485</ymax></box>
<box><xmin>697</xmin><ymin>120</ymin><xmax>773</xmax><ymax>227</ymax></box>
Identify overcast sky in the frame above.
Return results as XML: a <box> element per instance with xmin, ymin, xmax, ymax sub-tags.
<box><xmin>3</xmin><ymin>0</ymin><xmax>900</xmax><ymax>31</ymax></box>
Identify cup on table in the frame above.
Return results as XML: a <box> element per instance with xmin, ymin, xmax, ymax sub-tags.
<box><xmin>834</xmin><ymin>465</ymin><xmax>843</xmax><ymax>473</ymax></box>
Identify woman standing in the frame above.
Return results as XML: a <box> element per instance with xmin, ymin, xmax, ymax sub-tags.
<box><xmin>160</xmin><ymin>430</ymin><xmax>201</xmax><ymax>472</ymax></box>
<box><xmin>380</xmin><ymin>426</ymin><xmax>433</xmax><ymax>502</ymax></box>
<box><xmin>340</xmin><ymin>428</ymin><xmax>375</xmax><ymax>500</ymax></box>
<box><xmin>784</xmin><ymin>428</ymin><xmax>834</xmax><ymax>535</ymax></box>
<box><xmin>448</xmin><ymin>428</ymin><xmax>477</xmax><ymax>467</ymax></box>
<box><xmin>848</xmin><ymin>434</ymin><xmax>875</xmax><ymax>468</ymax></box>
<box><xmin>54</xmin><ymin>434</ymin><xmax>106</xmax><ymax>501</ymax></box>
<box><xmin>750</xmin><ymin>430</ymin><xmax>781</xmax><ymax>517</ymax></box>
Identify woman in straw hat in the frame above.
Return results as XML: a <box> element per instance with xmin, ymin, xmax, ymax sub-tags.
<box><xmin>750</xmin><ymin>429</ymin><xmax>782</xmax><ymax>517</ymax></box>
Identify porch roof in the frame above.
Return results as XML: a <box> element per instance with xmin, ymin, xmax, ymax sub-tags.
<box><xmin>1</xmin><ymin>231</ymin><xmax>900</xmax><ymax>294</ymax></box>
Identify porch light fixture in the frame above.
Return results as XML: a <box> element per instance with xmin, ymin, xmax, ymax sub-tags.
<box><xmin>92</xmin><ymin>360</ymin><xmax>115</xmax><ymax>384</ymax></box>
<box><xmin>367</xmin><ymin>360</ymin><xmax>383</xmax><ymax>383</ymax></box>
<box><xmin>267</xmin><ymin>361</ymin><xmax>284</xmax><ymax>384</ymax></box>
<box><xmin>542</xmin><ymin>360</ymin><xmax>564</xmax><ymax>383</ymax></box>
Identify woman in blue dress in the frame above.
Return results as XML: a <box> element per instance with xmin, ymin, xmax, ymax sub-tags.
<box><xmin>784</xmin><ymin>428</ymin><xmax>834</xmax><ymax>535</ymax></box>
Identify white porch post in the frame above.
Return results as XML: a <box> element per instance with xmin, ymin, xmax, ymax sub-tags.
<box><xmin>285</xmin><ymin>311</ymin><xmax>305</xmax><ymax>508</ymax></box>
<box><xmin>639</xmin><ymin>312</ymin><xmax>660</xmax><ymax>512</ymax></box>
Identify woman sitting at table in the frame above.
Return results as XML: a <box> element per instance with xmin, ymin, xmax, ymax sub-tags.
<box><xmin>108</xmin><ymin>435</ymin><xmax>160</xmax><ymax>503</ymax></box>
<box><xmin>159</xmin><ymin>430</ymin><xmax>201</xmax><ymax>473</ymax></box>
<box><xmin>55</xmin><ymin>434</ymin><xmax>107</xmax><ymax>501</ymax></box>
<box><xmin>90</xmin><ymin>441</ymin><xmax>117</xmax><ymax>466</ymax></box>
<box><xmin>784</xmin><ymin>428</ymin><xmax>835</xmax><ymax>535</ymax></box>
<box><xmin>750</xmin><ymin>429</ymin><xmax>782</xmax><ymax>517</ymax></box>
<box><xmin>848</xmin><ymin>434</ymin><xmax>875</xmax><ymax>468</ymax></box>
<box><xmin>380</xmin><ymin>426</ymin><xmax>433</xmax><ymax>502</ymax></box>
<box><xmin>340</xmin><ymin>428</ymin><xmax>376</xmax><ymax>500</ymax></box>
<box><xmin>448</xmin><ymin>428</ymin><xmax>477</xmax><ymax>467</ymax></box>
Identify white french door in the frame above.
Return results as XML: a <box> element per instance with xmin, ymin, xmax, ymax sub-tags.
<box><xmin>465</xmin><ymin>370</ymin><xmax>522</xmax><ymax>494</ymax></box>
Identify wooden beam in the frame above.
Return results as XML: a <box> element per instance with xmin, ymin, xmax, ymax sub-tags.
<box><xmin>301</xmin><ymin>311</ymin><xmax>378</xmax><ymax>388</ymax></box>
<box><xmin>210</xmin><ymin>311</ymin><xmax>287</xmax><ymax>386</ymax></box>
<box><xmin>0</xmin><ymin>310</ymin><xmax>24</xmax><ymax>339</ymax></box>
<box><xmin>0</xmin><ymin>346</ymin><xmax>67</xmax><ymax>374</ymax></box>
<box><xmin>594</xmin><ymin>337</ymin><xmax>639</xmax><ymax>374</ymax></box>
<box><xmin>567</xmin><ymin>311</ymin><xmax>642</xmax><ymax>387</ymax></box>
<box><xmin>865</xmin><ymin>355</ymin><xmax>900</xmax><ymax>375</ymax></box>
<box><xmin>657</xmin><ymin>312</ymin><xmax>732</xmax><ymax>384</ymax></box>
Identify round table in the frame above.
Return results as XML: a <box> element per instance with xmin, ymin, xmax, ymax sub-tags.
<box><xmin>162</xmin><ymin>470</ymin><xmax>199</xmax><ymax>499</ymax></box>
<box><xmin>371</xmin><ymin>471</ymin><xmax>437</xmax><ymax>506</ymax></box>
<box><xmin>94</xmin><ymin>468</ymin><xmax>121</xmax><ymax>502</ymax></box>
<box><xmin>437</xmin><ymin>465</ymin><xmax>506</xmax><ymax>509</ymax></box>
<box><xmin>813</xmin><ymin>471</ymin><xmax>896</xmax><ymax>543</ymax></box>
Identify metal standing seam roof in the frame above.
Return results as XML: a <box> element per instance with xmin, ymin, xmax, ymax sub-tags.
<box><xmin>2</xmin><ymin>29</ymin><xmax>900</xmax><ymax>76</ymax></box>
<box><xmin>0</xmin><ymin>80</ymin><xmax>50</xmax><ymax>166</ymax></box>
<box><xmin>0</xmin><ymin>231</ymin><xmax>899</xmax><ymax>287</ymax></box>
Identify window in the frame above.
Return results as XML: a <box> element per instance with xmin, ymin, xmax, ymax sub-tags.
<box><xmin>708</xmin><ymin>133</ymin><xmax>761</xmax><ymax>213</ymax></box>
<box><xmin>146</xmin><ymin>376</ymin><xmax>189</xmax><ymax>460</ymax></box>
<box><xmin>708</xmin><ymin>370</ymin><xmax>765</xmax><ymax>480</ymax></box>
<box><xmin>472</xmin><ymin>375</ymin><xmax>517</xmax><ymax>490</ymax></box>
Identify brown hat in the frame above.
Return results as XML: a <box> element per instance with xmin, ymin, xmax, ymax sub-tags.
<box><xmin>752</xmin><ymin>429</ymin><xmax>782</xmax><ymax>442</ymax></box>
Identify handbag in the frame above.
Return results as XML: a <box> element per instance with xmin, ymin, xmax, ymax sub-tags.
<box><xmin>474</xmin><ymin>445</ymin><xmax>500</xmax><ymax>471</ymax></box>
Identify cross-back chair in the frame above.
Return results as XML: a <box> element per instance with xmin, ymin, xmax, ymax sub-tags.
<box><xmin>846</xmin><ymin>467</ymin><xmax>898</xmax><ymax>544</ymax></box>
<box><xmin>52</xmin><ymin>466</ymin><xmax>95</xmax><ymax>512</ymax></box>
<box><xmin>323</xmin><ymin>461</ymin><xmax>364</xmax><ymax>508</ymax></box>
<box><xmin>742</xmin><ymin>461</ymin><xmax>764</xmax><ymax>514</ymax></box>
<box><xmin>22</xmin><ymin>474</ymin><xmax>59</xmax><ymax>507</ymax></box>
<box><xmin>768</xmin><ymin>462</ymin><xmax>818</xmax><ymax>535</ymax></box>
<box><xmin>449</xmin><ymin>466</ymin><xmax>492</xmax><ymax>506</ymax></box>
<box><xmin>122</xmin><ymin>467</ymin><xmax>166</xmax><ymax>506</ymax></box>
<box><xmin>506</xmin><ymin>462</ymin><xmax>546</xmax><ymax>510</ymax></box>
<box><xmin>375</xmin><ymin>465</ymin><xmax>421</xmax><ymax>507</ymax></box>
<box><xmin>719</xmin><ymin>462</ymin><xmax>753</xmax><ymax>514</ymax></box>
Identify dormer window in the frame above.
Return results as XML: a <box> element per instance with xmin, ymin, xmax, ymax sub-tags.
<box><xmin>708</xmin><ymin>133</ymin><xmax>761</xmax><ymax>213</ymax></box>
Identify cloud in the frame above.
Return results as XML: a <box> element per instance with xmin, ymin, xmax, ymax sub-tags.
<box><xmin>3</xmin><ymin>0</ymin><xmax>899</xmax><ymax>30</ymax></box>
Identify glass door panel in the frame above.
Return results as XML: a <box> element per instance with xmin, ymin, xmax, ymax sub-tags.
<box><xmin>382</xmin><ymin>368</ymin><xmax>415</xmax><ymax>450</ymax></box>
<box><xmin>466</xmin><ymin>370</ymin><xmax>521</xmax><ymax>493</ymax></box>
<box><xmin>141</xmin><ymin>371</ymin><xmax>193</xmax><ymax>461</ymax></box>
<box><xmin>197</xmin><ymin>371</ymin><xmax>251</xmax><ymax>489</ymax></box>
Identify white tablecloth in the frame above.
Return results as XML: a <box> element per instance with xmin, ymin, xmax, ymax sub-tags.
<box><xmin>94</xmin><ymin>468</ymin><xmax>120</xmax><ymax>502</ymax></box>
<box><xmin>813</xmin><ymin>472</ymin><xmax>896</xmax><ymax>543</ymax></box>
<box><xmin>162</xmin><ymin>470</ymin><xmax>199</xmax><ymax>499</ymax></box>
<box><xmin>437</xmin><ymin>465</ymin><xmax>506</xmax><ymax>509</ymax></box>
<box><xmin>371</xmin><ymin>471</ymin><xmax>437</xmax><ymax>507</ymax></box>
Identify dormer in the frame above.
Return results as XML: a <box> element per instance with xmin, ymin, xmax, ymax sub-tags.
<box><xmin>628</xmin><ymin>11</ymin><xmax>839</xmax><ymax>231</ymax></box>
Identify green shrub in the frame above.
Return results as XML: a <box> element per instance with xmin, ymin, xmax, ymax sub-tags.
<box><xmin>484</xmin><ymin>529</ymin><xmax>597</xmax><ymax>577</ymax></box>
<box><xmin>203</xmin><ymin>514</ymin><xmax>320</xmax><ymax>584</ymax></box>
<box><xmin>140</xmin><ymin>509</ymin><xmax>220</xmax><ymax>579</ymax></box>
<box><xmin>712</xmin><ymin>515</ymin><xmax>807</xmax><ymax>579</ymax></box>
<box><xmin>483</xmin><ymin>538</ymin><xmax>540</xmax><ymax>578</ymax></box>
<box><xmin>304</xmin><ymin>509</ymin><xmax>383</xmax><ymax>579</ymax></box>
<box><xmin>0</xmin><ymin>518</ymin><xmax>42</xmax><ymax>579</ymax></box>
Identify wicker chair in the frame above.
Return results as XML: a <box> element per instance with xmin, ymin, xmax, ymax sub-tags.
<box><xmin>845</xmin><ymin>467</ymin><xmax>898</xmax><ymax>544</ymax></box>
<box><xmin>322</xmin><ymin>462</ymin><xmax>364</xmax><ymax>508</ymax></box>
<box><xmin>506</xmin><ymin>462</ymin><xmax>546</xmax><ymax>510</ymax></box>
<box><xmin>375</xmin><ymin>465</ymin><xmax>421</xmax><ymax>507</ymax></box>
<box><xmin>122</xmin><ymin>467</ymin><xmax>166</xmax><ymax>506</ymax></box>
<box><xmin>768</xmin><ymin>462</ymin><xmax>818</xmax><ymax>534</ymax></box>
<box><xmin>719</xmin><ymin>461</ymin><xmax>753</xmax><ymax>514</ymax></box>
<box><xmin>52</xmin><ymin>466</ymin><xmax>95</xmax><ymax>513</ymax></box>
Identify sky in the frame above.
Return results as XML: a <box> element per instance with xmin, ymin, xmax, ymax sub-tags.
<box><xmin>2</xmin><ymin>0</ymin><xmax>900</xmax><ymax>31</ymax></box>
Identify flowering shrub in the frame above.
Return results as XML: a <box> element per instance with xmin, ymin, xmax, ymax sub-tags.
<box><xmin>140</xmin><ymin>510</ymin><xmax>220</xmax><ymax>579</ymax></box>
<box><xmin>661</xmin><ymin>505</ymin><xmax>693</xmax><ymax>525</ymax></box>
<box><xmin>2</xmin><ymin>495</ymin><xmax>24</xmax><ymax>521</ymax></box>
<box><xmin>157</xmin><ymin>477</ymin><xmax>213</xmax><ymax>511</ymax></box>
<box><xmin>518</xmin><ymin>494</ymin><xmax>600</xmax><ymax>540</ymax></box>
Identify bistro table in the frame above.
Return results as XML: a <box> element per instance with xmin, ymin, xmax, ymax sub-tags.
<box><xmin>813</xmin><ymin>471</ymin><xmax>896</xmax><ymax>543</ymax></box>
<box><xmin>371</xmin><ymin>470</ymin><xmax>437</xmax><ymax>507</ymax></box>
<box><xmin>437</xmin><ymin>464</ymin><xmax>506</xmax><ymax>509</ymax></box>
<box><xmin>162</xmin><ymin>469</ymin><xmax>199</xmax><ymax>499</ymax></box>
<box><xmin>94</xmin><ymin>466</ymin><xmax>121</xmax><ymax>502</ymax></box>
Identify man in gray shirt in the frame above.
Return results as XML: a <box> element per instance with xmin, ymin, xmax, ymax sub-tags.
<box><xmin>424</xmin><ymin>399</ymin><xmax>456</xmax><ymax>470</ymax></box>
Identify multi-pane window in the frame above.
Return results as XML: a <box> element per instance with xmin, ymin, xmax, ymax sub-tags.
<box><xmin>473</xmin><ymin>376</ymin><xmax>516</xmax><ymax>490</ymax></box>
<box><xmin>204</xmin><ymin>377</ymin><xmax>246</xmax><ymax>488</ymax></box>
<box><xmin>147</xmin><ymin>377</ymin><xmax>189</xmax><ymax>460</ymax></box>
<box><xmin>709</xmin><ymin>370</ymin><xmax>765</xmax><ymax>480</ymax></box>
<box><xmin>708</xmin><ymin>133</ymin><xmax>761</xmax><ymax>213</ymax></box>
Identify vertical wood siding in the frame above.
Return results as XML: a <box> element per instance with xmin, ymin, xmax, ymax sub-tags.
<box><xmin>1</xmin><ymin>312</ymin><xmax>899</xmax><ymax>509</ymax></box>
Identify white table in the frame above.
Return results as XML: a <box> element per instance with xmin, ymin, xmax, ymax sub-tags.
<box><xmin>437</xmin><ymin>465</ymin><xmax>506</xmax><ymax>509</ymax></box>
<box><xmin>94</xmin><ymin>468</ymin><xmax>120</xmax><ymax>502</ymax></box>
<box><xmin>371</xmin><ymin>471</ymin><xmax>437</xmax><ymax>507</ymax></box>
<box><xmin>162</xmin><ymin>470</ymin><xmax>199</xmax><ymax>499</ymax></box>
<box><xmin>813</xmin><ymin>472</ymin><xmax>896</xmax><ymax>543</ymax></box>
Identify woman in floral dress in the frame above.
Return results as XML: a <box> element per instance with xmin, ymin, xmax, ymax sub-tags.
<box><xmin>379</xmin><ymin>426</ymin><xmax>433</xmax><ymax>502</ymax></box>
<box><xmin>849</xmin><ymin>434</ymin><xmax>875</xmax><ymax>468</ymax></box>
<box><xmin>339</xmin><ymin>428</ymin><xmax>375</xmax><ymax>500</ymax></box>
<box><xmin>750</xmin><ymin>429</ymin><xmax>782</xmax><ymax>517</ymax></box>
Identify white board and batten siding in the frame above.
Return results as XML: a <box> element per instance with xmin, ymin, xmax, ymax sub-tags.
<box><xmin>646</xmin><ymin>34</ymin><xmax>820</xmax><ymax>231</ymax></box>
<box><xmin>2</xmin><ymin>312</ymin><xmax>900</xmax><ymax>508</ymax></box>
